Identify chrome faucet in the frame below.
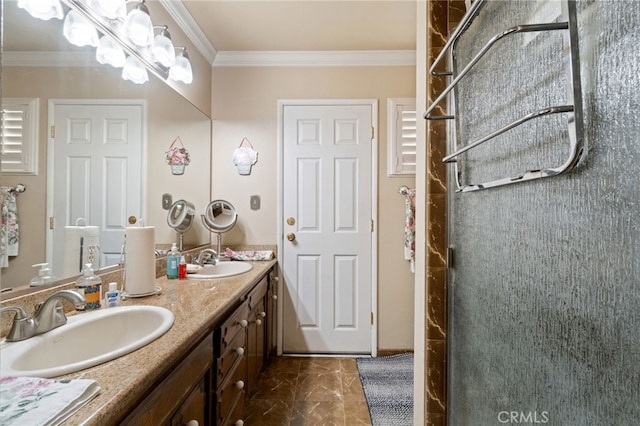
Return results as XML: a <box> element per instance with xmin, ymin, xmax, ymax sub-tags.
<box><xmin>195</xmin><ymin>248</ymin><xmax>218</xmax><ymax>266</ymax></box>
<box><xmin>1</xmin><ymin>290</ymin><xmax>87</xmax><ymax>342</ymax></box>
<box><xmin>0</xmin><ymin>306</ymin><xmax>33</xmax><ymax>342</ymax></box>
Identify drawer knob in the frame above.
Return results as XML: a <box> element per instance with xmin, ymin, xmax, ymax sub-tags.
<box><xmin>235</xmin><ymin>347</ymin><xmax>245</xmax><ymax>356</ymax></box>
<box><xmin>272</xmin><ymin>294</ymin><xmax>278</xmax><ymax>300</ymax></box>
<box><xmin>256</xmin><ymin>319</ymin><xmax>262</xmax><ymax>325</ymax></box>
<box><xmin>235</xmin><ymin>421</ymin><xmax>244</xmax><ymax>426</ymax></box>
<box><xmin>259</xmin><ymin>311</ymin><xmax>266</xmax><ymax>318</ymax></box>
<box><xmin>235</xmin><ymin>380</ymin><xmax>245</xmax><ymax>389</ymax></box>
<box><xmin>238</xmin><ymin>319</ymin><xmax>248</xmax><ymax>327</ymax></box>
<box><xmin>185</xmin><ymin>421</ymin><xmax>199</xmax><ymax>426</ymax></box>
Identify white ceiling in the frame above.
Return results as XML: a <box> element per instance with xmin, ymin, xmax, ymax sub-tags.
<box><xmin>182</xmin><ymin>0</ymin><xmax>417</xmax><ymax>52</ymax></box>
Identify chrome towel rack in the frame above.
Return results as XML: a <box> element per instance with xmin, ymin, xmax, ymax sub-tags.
<box><xmin>425</xmin><ymin>0</ymin><xmax>584</xmax><ymax>192</ymax></box>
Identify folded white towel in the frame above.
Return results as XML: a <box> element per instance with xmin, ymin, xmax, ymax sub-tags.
<box><xmin>0</xmin><ymin>376</ymin><xmax>100</xmax><ymax>426</ymax></box>
<box><xmin>225</xmin><ymin>248</ymin><xmax>274</xmax><ymax>261</ymax></box>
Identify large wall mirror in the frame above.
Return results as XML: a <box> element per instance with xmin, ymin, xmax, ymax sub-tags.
<box><xmin>0</xmin><ymin>1</ymin><xmax>212</xmax><ymax>292</ymax></box>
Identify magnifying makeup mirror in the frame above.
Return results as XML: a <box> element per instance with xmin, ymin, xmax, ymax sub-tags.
<box><xmin>202</xmin><ymin>200</ymin><xmax>237</xmax><ymax>258</ymax></box>
<box><xmin>167</xmin><ymin>199</ymin><xmax>195</xmax><ymax>250</ymax></box>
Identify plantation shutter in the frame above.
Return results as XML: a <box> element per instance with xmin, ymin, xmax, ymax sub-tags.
<box><xmin>1</xmin><ymin>98</ymin><xmax>38</xmax><ymax>175</ymax></box>
<box><xmin>388</xmin><ymin>98</ymin><xmax>416</xmax><ymax>176</ymax></box>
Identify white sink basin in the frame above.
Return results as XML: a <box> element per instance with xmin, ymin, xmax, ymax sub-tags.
<box><xmin>188</xmin><ymin>261</ymin><xmax>253</xmax><ymax>279</ymax></box>
<box><xmin>0</xmin><ymin>305</ymin><xmax>174</xmax><ymax>378</ymax></box>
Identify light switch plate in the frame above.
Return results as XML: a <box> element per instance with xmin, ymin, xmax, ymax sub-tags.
<box><xmin>250</xmin><ymin>195</ymin><xmax>260</xmax><ymax>210</ymax></box>
<box><xmin>162</xmin><ymin>193</ymin><xmax>173</xmax><ymax>210</ymax></box>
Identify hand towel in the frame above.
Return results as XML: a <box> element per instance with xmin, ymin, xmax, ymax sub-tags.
<box><xmin>0</xmin><ymin>376</ymin><xmax>100</xmax><ymax>426</ymax></box>
<box><xmin>0</xmin><ymin>187</ymin><xmax>20</xmax><ymax>268</ymax></box>
<box><xmin>225</xmin><ymin>248</ymin><xmax>274</xmax><ymax>261</ymax></box>
<box><xmin>402</xmin><ymin>190</ymin><xmax>416</xmax><ymax>273</ymax></box>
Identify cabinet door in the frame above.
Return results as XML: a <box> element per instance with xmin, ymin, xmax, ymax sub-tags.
<box><xmin>171</xmin><ymin>377</ymin><xmax>207</xmax><ymax>426</ymax></box>
<box><xmin>266</xmin><ymin>269</ymin><xmax>278</xmax><ymax>360</ymax></box>
<box><xmin>247</xmin><ymin>277</ymin><xmax>267</xmax><ymax>396</ymax></box>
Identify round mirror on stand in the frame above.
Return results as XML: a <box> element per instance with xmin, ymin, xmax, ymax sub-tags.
<box><xmin>201</xmin><ymin>200</ymin><xmax>237</xmax><ymax>259</ymax></box>
<box><xmin>167</xmin><ymin>199</ymin><xmax>195</xmax><ymax>251</ymax></box>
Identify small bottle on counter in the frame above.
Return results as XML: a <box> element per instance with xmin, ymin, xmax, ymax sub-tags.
<box><xmin>105</xmin><ymin>282</ymin><xmax>121</xmax><ymax>308</ymax></box>
<box><xmin>178</xmin><ymin>256</ymin><xmax>187</xmax><ymax>280</ymax></box>
<box><xmin>76</xmin><ymin>263</ymin><xmax>102</xmax><ymax>310</ymax></box>
<box><xmin>166</xmin><ymin>243</ymin><xmax>181</xmax><ymax>280</ymax></box>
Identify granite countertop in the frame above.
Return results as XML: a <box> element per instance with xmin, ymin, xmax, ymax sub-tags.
<box><xmin>59</xmin><ymin>259</ymin><xmax>277</xmax><ymax>426</ymax></box>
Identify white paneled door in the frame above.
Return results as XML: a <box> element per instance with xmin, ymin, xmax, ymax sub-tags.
<box><xmin>49</xmin><ymin>101</ymin><xmax>143</xmax><ymax>277</ymax></box>
<box><xmin>282</xmin><ymin>102</ymin><xmax>375</xmax><ymax>354</ymax></box>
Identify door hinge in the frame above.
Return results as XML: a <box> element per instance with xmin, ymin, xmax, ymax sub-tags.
<box><xmin>447</xmin><ymin>246</ymin><xmax>455</xmax><ymax>269</ymax></box>
<box><xmin>370</xmin><ymin>219</ymin><xmax>374</xmax><ymax>232</ymax></box>
<box><xmin>50</xmin><ymin>125</ymin><xmax>55</xmax><ymax>138</ymax></box>
<box><xmin>49</xmin><ymin>217</ymin><xmax>55</xmax><ymax>230</ymax></box>
<box><xmin>370</xmin><ymin>126</ymin><xmax>374</xmax><ymax>140</ymax></box>
<box><xmin>371</xmin><ymin>312</ymin><xmax>374</xmax><ymax>324</ymax></box>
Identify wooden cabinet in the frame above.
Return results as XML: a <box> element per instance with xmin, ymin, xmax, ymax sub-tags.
<box><xmin>266</xmin><ymin>269</ymin><xmax>278</xmax><ymax>360</ymax></box>
<box><xmin>247</xmin><ymin>276</ymin><xmax>267</xmax><ymax>396</ymax></box>
<box><xmin>122</xmin><ymin>264</ymin><xmax>277</xmax><ymax>426</ymax></box>
<box><xmin>214</xmin><ymin>300</ymin><xmax>249</xmax><ymax>426</ymax></box>
<box><xmin>121</xmin><ymin>334</ymin><xmax>213</xmax><ymax>425</ymax></box>
<box><xmin>213</xmin><ymin>266</ymin><xmax>278</xmax><ymax>424</ymax></box>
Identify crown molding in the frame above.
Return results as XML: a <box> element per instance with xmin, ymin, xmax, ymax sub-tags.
<box><xmin>213</xmin><ymin>50</ymin><xmax>416</xmax><ymax>67</ymax></box>
<box><xmin>159</xmin><ymin>0</ymin><xmax>217</xmax><ymax>65</ymax></box>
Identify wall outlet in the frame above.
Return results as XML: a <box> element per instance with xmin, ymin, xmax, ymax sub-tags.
<box><xmin>250</xmin><ymin>195</ymin><xmax>261</xmax><ymax>210</ymax></box>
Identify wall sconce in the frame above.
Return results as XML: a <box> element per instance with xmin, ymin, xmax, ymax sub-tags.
<box><xmin>17</xmin><ymin>0</ymin><xmax>64</xmax><ymax>20</ymax></box>
<box><xmin>17</xmin><ymin>0</ymin><xmax>193</xmax><ymax>85</ymax></box>
<box><xmin>169</xmin><ymin>47</ymin><xmax>193</xmax><ymax>85</ymax></box>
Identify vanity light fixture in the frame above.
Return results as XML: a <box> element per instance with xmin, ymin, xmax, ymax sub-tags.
<box><xmin>169</xmin><ymin>47</ymin><xmax>193</xmax><ymax>85</ymax></box>
<box><xmin>152</xmin><ymin>26</ymin><xmax>176</xmax><ymax>68</ymax></box>
<box><xmin>122</xmin><ymin>0</ymin><xmax>154</xmax><ymax>48</ymax></box>
<box><xmin>96</xmin><ymin>35</ymin><xmax>126</xmax><ymax>68</ymax></box>
<box><xmin>122</xmin><ymin>55</ymin><xmax>149</xmax><ymax>84</ymax></box>
<box><xmin>17</xmin><ymin>0</ymin><xmax>64</xmax><ymax>21</ymax></box>
<box><xmin>17</xmin><ymin>0</ymin><xmax>193</xmax><ymax>85</ymax></box>
<box><xmin>63</xmin><ymin>9</ymin><xmax>99</xmax><ymax>48</ymax></box>
<box><xmin>88</xmin><ymin>0</ymin><xmax>126</xmax><ymax>20</ymax></box>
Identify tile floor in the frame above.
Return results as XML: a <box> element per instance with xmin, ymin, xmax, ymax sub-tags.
<box><xmin>245</xmin><ymin>356</ymin><xmax>372</xmax><ymax>425</ymax></box>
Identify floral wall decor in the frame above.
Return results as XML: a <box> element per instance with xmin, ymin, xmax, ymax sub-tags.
<box><xmin>232</xmin><ymin>137</ymin><xmax>258</xmax><ymax>175</ymax></box>
<box><xmin>165</xmin><ymin>137</ymin><xmax>190</xmax><ymax>175</ymax></box>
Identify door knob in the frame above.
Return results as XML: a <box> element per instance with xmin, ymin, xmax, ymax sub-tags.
<box><xmin>287</xmin><ymin>233</ymin><xmax>296</xmax><ymax>242</ymax></box>
<box><xmin>286</xmin><ymin>217</ymin><xmax>296</xmax><ymax>225</ymax></box>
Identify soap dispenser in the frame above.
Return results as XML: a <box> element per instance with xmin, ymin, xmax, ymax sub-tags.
<box><xmin>76</xmin><ymin>263</ymin><xmax>102</xmax><ymax>310</ymax></box>
<box><xmin>166</xmin><ymin>243</ymin><xmax>181</xmax><ymax>279</ymax></box>
<box><xmin>29</xmin><ymin>263</ymin><xmax>56</xmax><ymax>287</ymax></box>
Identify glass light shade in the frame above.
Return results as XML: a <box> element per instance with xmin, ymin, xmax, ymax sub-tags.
<box><xmin>17</xmin><ymin>0</ymin><xmax>64</xmax><ymax>20</ymax></box>
<box><xmin>88</xmin><ymin>0</ymin><xmax>126</xmax><ymax>20</ymax></box>
<box><xmin>123</xmin><ymin>3</ymin><xmax>154</xmax><ymax>48</ymax></box>
<box><xmin>63</xmin><ymin>10</ymin><xmax>99</xmax><ymax>48</ymax></box>
<box><xmin>152</xmin><ymin>29</ymin><xmax>176</xmax><ymax>67</ymax></box>
<box><xmin>96</xmin><ymin>36</ymin><xmax>126</xmax><ymax>68</ymax></box>
<box><xmin>169</xmin><ymin>51</ymin><xmax>193</xmax><ymax>84</ymax></box>
<box><xmin>122</xmin><ymin>56</ymin><xmax>149</xmax><ymax>84</ymax></box>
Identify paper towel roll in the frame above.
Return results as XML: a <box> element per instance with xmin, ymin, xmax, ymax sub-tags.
<box><xmin>125</xmin><ymin>226</ymin><xmax>156</xmax><ymax>296</ymax></box>
<box><xmin>63</xmin><ymin>226</ymin><xmax>100</xmax><ymax>277</ymax></box>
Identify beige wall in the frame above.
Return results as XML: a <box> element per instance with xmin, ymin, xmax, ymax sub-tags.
<box><xmin>211</xmin><ymin>65</ymin><xmax>416</xmax><ymax>350</ymax></box>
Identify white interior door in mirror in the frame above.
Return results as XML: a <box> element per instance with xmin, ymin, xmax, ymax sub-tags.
<box><xmin>48</xmin><ymin>101</ymin><xmax>144</xmax><ymax>277</ymax></box>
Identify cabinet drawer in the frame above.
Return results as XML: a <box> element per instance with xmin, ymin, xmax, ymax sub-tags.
<box><xmin>222</xmin><ymin>395</ymin><xmax>245</xmax><ymax>426</ymax></box>
<box><xmin>248</xmin><ymin>277</ymin><xmax>267</xmax><ymax>310</ymax></box>
<box><xmin>219</xmin><ymin>304</ymin><xmax>249</xmax><ymax>353</ymax></box>
<box><xmin>216</xmin><ymin>357</ymin><xmax>247</xmax><ymax>425</ymax></box>
<box><xmin>216</xmin><ymin>326</ymin><xmax>246</xmax><ymax>384</ymax></box>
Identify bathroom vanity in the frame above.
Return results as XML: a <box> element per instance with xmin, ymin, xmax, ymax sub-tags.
<box><xmin>45</xmin><ymin>259</ymin><xmax>278</xmax><ymax>425</ymax></box>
